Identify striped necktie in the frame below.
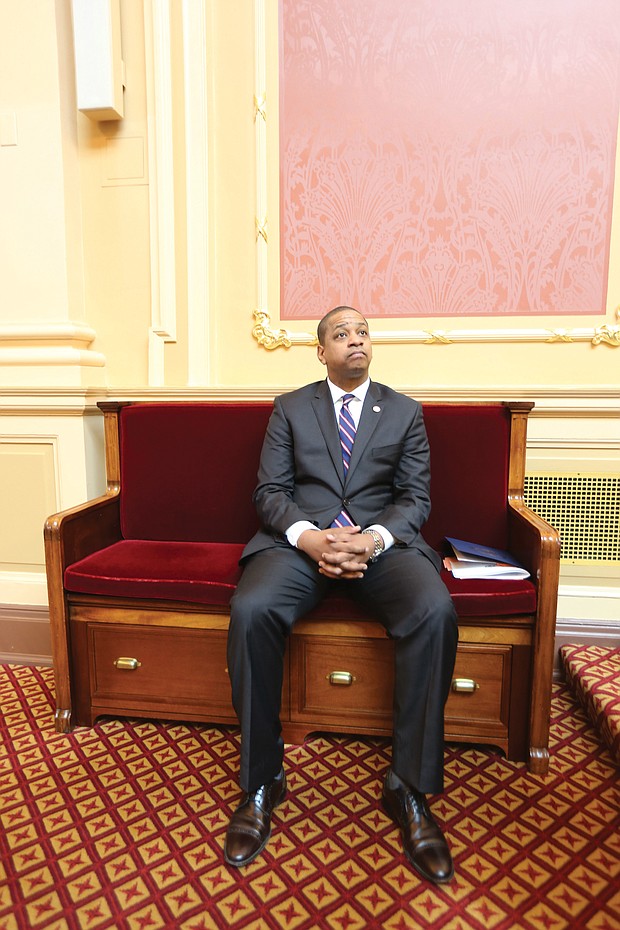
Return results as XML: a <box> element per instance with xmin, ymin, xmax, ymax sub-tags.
<box><xmin>331</xmin><ymin>393</ymin><xmax>357</xmax><ymax>528</ymax></box>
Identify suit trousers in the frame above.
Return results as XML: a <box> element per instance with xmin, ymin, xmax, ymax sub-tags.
<box><xmin>227</xmin><ymin>545</ymin><xmax>458</xmax><ymax>796</ymax></box>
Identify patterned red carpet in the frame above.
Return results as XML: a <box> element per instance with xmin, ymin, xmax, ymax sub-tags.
<box><xmin>1</xmin><ymin>665</ymin><xmax>619</xmax><ymax>930</ymax></box>
<box><xmin>560</xmin><ymin>644</ymin><xmax>620</xmax><ymax>766</ymax></box>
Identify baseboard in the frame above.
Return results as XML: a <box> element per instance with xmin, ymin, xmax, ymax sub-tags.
<box><xmin>0</xmin><ymin>604</ymin><xmax>52</xmax><ymax>666</ymax></box>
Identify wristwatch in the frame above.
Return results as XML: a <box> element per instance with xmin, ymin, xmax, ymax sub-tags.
<box><xmin>364</xmin><ymin>528</ymin><xmax>385</xmax><ymax>562</ymax></box>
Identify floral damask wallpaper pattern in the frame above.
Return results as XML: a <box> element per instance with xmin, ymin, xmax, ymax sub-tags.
<box><xmin>279</xmin><ymin>0</ymin><xmax>620</xmax><ymax>319</ymax></box>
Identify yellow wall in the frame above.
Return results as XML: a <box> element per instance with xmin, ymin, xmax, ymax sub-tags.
<box><xmin>0</xmin><ymin>0</ymin><xmax>618</xmax><ymax>661</ymax></box>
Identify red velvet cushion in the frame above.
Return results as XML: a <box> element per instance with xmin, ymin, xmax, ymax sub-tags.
<box><xmin>65</xmin><ymin>540</ymin><xmax>244</xmax><ymax>606</ymax></box>
<box><xmin>422</xmin><ymin>405</ymin><xmax>510</xmax><ymax>552</ymax></box>
<box><xmin>65</xmin><ymin>541</ymin><xmax>535</xmax><ymax>617</ymax></box>
<box><xmin>305</xmin><ymin>572</ymin><xmax>535</xmax><ymax>621</ymax></box>
<box><xmin>119</xmin><ymin>403</ymin><xmax>273</xmax><ymax>542</ymax></box>
<box><xmin>439</xmin><ymin>571</ymin><xmax>536</xmax><ymax>616</ymax></box>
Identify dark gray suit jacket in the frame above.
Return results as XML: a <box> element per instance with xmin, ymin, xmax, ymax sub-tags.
<box><xmin>241</xmin><ymin>379</ymin><xmax>440</xmax><ymax>569</ymax></box>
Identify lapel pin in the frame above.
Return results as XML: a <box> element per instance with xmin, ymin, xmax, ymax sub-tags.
<box><xmin>373</xmin><ymin>405</ymin><xmax>381</xmax><ymax>413</ymax></box>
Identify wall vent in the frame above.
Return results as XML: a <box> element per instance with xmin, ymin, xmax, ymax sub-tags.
<box><xmin>524</xmin><ymin>474</ymin><xmax>620</xmax><ymax>565</ymax></box>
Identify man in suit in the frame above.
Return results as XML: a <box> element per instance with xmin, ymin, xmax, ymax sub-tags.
<box><xmin>225</xmin><ymin>306</ymin><xmax>458</xmax><ymax>883</ymax></box>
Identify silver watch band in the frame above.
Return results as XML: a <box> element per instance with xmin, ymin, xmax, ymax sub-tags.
<box><xmin>364</xmin><ymin>528</ymin><xmax>385</xmax><ymax>562</ymax></box>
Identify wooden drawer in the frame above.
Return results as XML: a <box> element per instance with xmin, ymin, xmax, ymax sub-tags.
<box><xmin>445</xmin><ymin>644</ymin><xmax>512</xmax><ymax>750</ymax></box>
<box><xmin>288</xmin><ymin>634</ymin><xmax>514</xmax><ymax>753</ymax></box>
<box><xmin>289</xmin><ymin>635</ymin><xmax>394</xmax><ymax>731</ymax></box>
<box><xmin>71</xmin><ymin>622</ymin><xmax>240</xmax><ymax>726</ymax></box>
<box><xmin>91</xmin><ymin>624</ymin><xmax>232</xmax><ymax>705</ymax></box>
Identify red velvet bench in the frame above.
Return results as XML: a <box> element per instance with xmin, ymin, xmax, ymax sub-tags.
<box><xmin>45</xmin><ymin>400</ymin><xmax>560</xmax><ymax>773</ymax></box>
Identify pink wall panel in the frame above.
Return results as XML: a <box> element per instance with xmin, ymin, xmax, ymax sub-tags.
<box><xmin>279</xmin><ymin>0</ymin><xmax>620</xmax><ymax>319</ymax></box>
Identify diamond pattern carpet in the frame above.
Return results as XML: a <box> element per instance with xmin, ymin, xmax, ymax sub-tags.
<box><xmin>1</xmin><ymin>665</ymin><xmax>619</xmax><ymax>930</ymax></box>
<box><xmin>560</xmin><ymin>644</ymin><xmax>620</xmax><ymax>766</ymax></box>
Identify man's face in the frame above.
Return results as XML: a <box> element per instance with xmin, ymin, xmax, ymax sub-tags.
<box><xmin>317</xmin><ymin>309</ymin><xmax>372</xmax><ymax>387</ymax></box>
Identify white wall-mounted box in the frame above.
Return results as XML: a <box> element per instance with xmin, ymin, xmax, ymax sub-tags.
<box><xmin>71</xmin><ymin>0</ymin><xmax>124</xmax><ymax>120</ymax></box>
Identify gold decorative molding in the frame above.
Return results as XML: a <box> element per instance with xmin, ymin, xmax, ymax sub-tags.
<box><xmin>252</xmin><ymin>311</ymin><xmax>292</xmax><ymax>350</ymax></box>
<box><xmin>592</xmin><ymin>306</ymin><xmax>620</xmax><ymax>346</ymax></box>
<box><xmin>251</xmin><ymin>309</ymin><xmax>620</xmax><ymax>350</ymax></box>
<box><xmin>423</xmin><ymin>331</ymin><xmax>453</xmax><ymax>345</ymax></box>
<box><xmin>254</xmin><ymin>93</ymin><xmax>266</xmax><ymax>123</ymax></box>
<box><xmin>255</xmin><ymin>217</ymin><xmax>268</xmax><ymax>244</ymax></box>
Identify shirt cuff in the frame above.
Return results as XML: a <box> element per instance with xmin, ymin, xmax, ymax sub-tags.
<box><xmin>365</xmin><ymin>524</ymin><xmax>394</xmax><ymax>551</ymax></box>
<box><xmin>286</xmin><ymin>520</ymin><xmax>319</xmax><ymax>548</ymax></box>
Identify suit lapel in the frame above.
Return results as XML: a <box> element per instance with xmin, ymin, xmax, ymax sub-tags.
<box><xmin>311</xmin><ymin>381</ymin><xmax>344</xmax><ymax>484</ymax></box>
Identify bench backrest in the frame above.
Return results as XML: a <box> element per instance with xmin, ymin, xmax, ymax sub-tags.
<box><xmin>423</xmin><ymin>404</ymin><xmax>511</xmax><ymax>551</ymax></box>
<box><xmin>119</xmin><ymin>403</ymin><xmax>273</xmax><ymax>543</ymax></box>
<box><xmin>115</xmin><ymin>401</ymin><xmax>518</xmax><ymax>551</ymax></box>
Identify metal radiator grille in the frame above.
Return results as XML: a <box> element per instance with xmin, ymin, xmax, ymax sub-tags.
<box><xmin>524</xmin><ymin>474</ymin><xmax>620</xmax><ymax>564</ymax></box>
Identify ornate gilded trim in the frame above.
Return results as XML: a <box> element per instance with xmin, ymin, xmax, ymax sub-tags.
<box><xmin>252</xmin><ymin>311</ymin><xmax>292</xmax><ymax>350</ymax></box>
<box><xmin>255</xmin><ymin>218</ymin><xmax>268</xmax><ymax>244</ymax></box>
<box><xmin>592</xmin><ymin>307</ymin><xmax>620</xmax><ymax>346</ymax></box>
<box><xmin>254</xmin><ymin>93</ymin><xmax>266</xmax><ymax>123</ymax></box>
<box><xmin>251</xmin><ymin>309</ymin><xmax>620</xmax><ymax>349</ymax></box>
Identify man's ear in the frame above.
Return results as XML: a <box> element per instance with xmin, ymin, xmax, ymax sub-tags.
<box><xmin>317</xmin><ymin>344</ymin><xmax>326</xmax><ymax>366</ymax></box>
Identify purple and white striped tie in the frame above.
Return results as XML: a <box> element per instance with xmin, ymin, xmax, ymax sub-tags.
<box><xmin>331</xmin><ymin>394</ymin><xmax>357</xmax><ymax>528</ymax></box>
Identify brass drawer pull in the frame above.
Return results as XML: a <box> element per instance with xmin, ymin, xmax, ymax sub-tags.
<box><xmin>327</xmin><ymin>671</ymin><xmax>356</xmax><ymax>686</ymax></box>
<box><xmin>451</xmin><ymin>678</ymin><xmax>479</xmax><ymax>694</ymax></box>
<box><xmin>114</xmin><ymin>657</ymin><xmax>142</xmax><ymax>671</ymax></box>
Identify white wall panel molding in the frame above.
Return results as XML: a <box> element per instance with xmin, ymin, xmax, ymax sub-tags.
<box><xmin>254</xmin><ymin>0</ymin><xmax>269</xmax><ymax>328</ymax></box>
<box><xmin>182</xmin><ymin>0</ymin><xmax>211</xmax><ymax>386</ymax></box>
<box><xmin>144</xmin><ymin>0</ymin><xmax>177</xmax><ymax>386</ymax></box>
<box><xmin>0</xmin><ymin>405</ymin><xmax>105</xmax><ymax>612</ymax></box>
<box><xmin>0</xmin><ymin>388</ymin><xmax>106</xmax><ymax>415</ymax></box>
<box><xmin>0</xmin><ymin>323</ymin><xmax>106</xmax><ymax>385</ymax></box>
<box><xmin>0</xmin><ymin>322</ymin><xmax>97</xmax><ymax>344</ymax></box>
<box><xmin>25</xmin><ymin>383</ymin><xmax>614</xmax><ymax>410</ymax></box>
<box><xmin>0</xmin><ymin>348</ymin><xmax>105</xmax><ymax>368</ymax></box>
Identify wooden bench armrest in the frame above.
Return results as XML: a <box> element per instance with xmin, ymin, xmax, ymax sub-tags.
<box><xmin>507</xmin><ymin>500</ymin><xmax>560</xmax><ymax>577</ymax></box>
<box><xmin>508</xmin><ymin>500</ymin><xmax>561</xmax><ymax>773</ymax></box>
<box><xmin>44</xmin><ymin>492</ymin><xmax>122</xmax><ymax>567</ymax></box>
<box><xmin>44</xmin><ymin>492</ymin><xmax>121</xmax><ymax>731</ymax></box>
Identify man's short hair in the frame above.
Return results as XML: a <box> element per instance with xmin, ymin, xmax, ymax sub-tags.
<box><xmin>317</xmin><ymin>306</ymin><xmax>368</xmax><ymax>345</ymax></box>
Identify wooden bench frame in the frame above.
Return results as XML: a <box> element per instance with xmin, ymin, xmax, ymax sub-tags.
<box><xmin>45</xmin><ymin>400</ymin><xmax>560</xmax><ymax>774</ymax></box>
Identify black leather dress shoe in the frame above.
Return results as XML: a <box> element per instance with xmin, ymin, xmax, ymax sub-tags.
<box><xmin>381</xmin><ymin>771</ymin><xmax>454</xmax><ymax>884</ymax></box>
<box><xmin>224</xmin><ymin>767</ymin><xmax>287</xmax><ymax>867</ymax></box>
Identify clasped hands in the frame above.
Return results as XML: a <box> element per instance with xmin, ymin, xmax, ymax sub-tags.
<box><xmin>298</xmin><ymin>525</ymin><xmax>375</xmax><ymax>580</ymax></box>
